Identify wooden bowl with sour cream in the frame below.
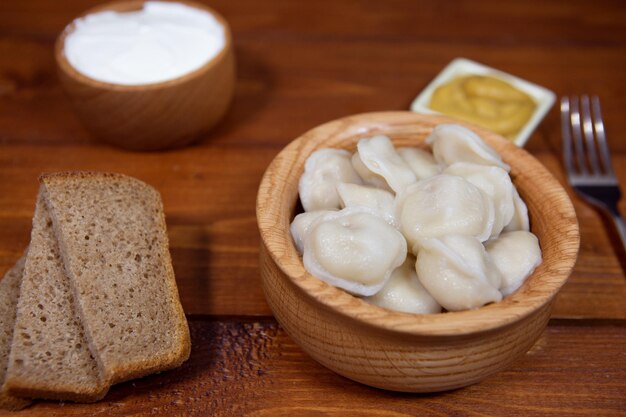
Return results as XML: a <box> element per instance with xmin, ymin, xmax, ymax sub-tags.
<box><xmin>54</xmin><ymin>0</ymin><xmax>235</xmax><ymax>151</ymax></box>
<box><xmin>256</xmin><ymin>111</ymin><xmax>579</xmax><ymax>392</ymax></box>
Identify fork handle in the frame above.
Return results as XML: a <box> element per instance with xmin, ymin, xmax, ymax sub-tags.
<box><xmin>610</xmin><ymin>213</ymin><xmax>626</xmax><ymax>251</ymax></box>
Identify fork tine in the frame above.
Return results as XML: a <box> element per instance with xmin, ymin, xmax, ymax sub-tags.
<box><xmin>581</xmin><ymin>95</ymin><xmax>601</xmax><ymax>175</ymax></box>
<box><xmin>569</xmin><ymin>96</ymin><xmax>589</xmax><ymax>175</ymax></box>
<box><xmin>591</xmin><ymin>96</ymin><xmax>615</xmax><ymax>176</ymax></box>
<box><xmin>560</xmin><ymin>97</ymin><xmax>576</xmax><ymax>177</ymax></box>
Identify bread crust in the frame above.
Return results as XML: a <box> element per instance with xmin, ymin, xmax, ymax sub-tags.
<box><xmin>5</xmin><ymin>193</ymin><xmax>109</xmax><ymax>402</ymax></box>
<box><xmin>0</xmin><ymin>256</ymin><xmax>32</xmax><ymax>410</ymax></box>
<box><xmin>40</xmin><ymin>171</ymin><xmax>190</xmax><ymax>386</ymax></box>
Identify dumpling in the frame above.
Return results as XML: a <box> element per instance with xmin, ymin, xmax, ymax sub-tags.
<box><xmin>365</xmin><ymin>255</ymin><xmax>441</xmax><ymax>314</ymax></box>
<box><xmin>415</xmin><ymin>235</ymin><xmax>503</xmax><ymax>311</ymax></box>
<box><xmin>290</xmin><ymin>210</ymin><xmax>334</xmax><ymax>254</ymax></box>
<box><xmin>351</xmin><ymin>136</ymin><xmax>416</xmax><ymax>193</ymax></box>
<box><xmin>299</xmin><ymin>149</ymin><xmax>362</xmax><ymax>211</ymax></box>
<box><xmin>426</xmin><ymin>124</ymin><xmax>510</xmax><ymax>172</ymax></box>
<box><xmin>503</xmin><ymin>187</ymin><xmax>530</xmax><ymax>232</ymax></box>
<box><xmin>352</xmin><ymin>152</ymin><xmax>391</xmax><ymax>191</ymax></box>
<box><xmin>337</xmin><ymin>182</ymin><xmax>396</xmax><ymax>226</ymax></box>
<box><xmin>302</xmin><ymin>207</ymin><xmax>407</xmax><ymax>296</ymax></box>
<box><xmin>397</xmin><ymin>147</ymin><xmax>441</xmax><ymax>180</ymax></box>
<box><xmin>485</xmin><ymin>231</ymin><xmax>542</xmax><ymax>296</ymax></box>
<box><xmin>443</xmin><ymin>162</ymin><xmax>514</xmax><ymax>238</ymax></box>
<box><xmin>395</xmin><ymin>174</ymin><xmax>495</xmax><ymax>252</ymax></box>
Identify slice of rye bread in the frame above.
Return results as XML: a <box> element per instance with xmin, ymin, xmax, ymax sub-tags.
<box><xmin>0</xmin><ymin>255</ymin><xmax>31</xmax><ymax>410</ymax></box>
<box><xmin>41</xmin><ymin>172</ymin><xmax>190</xmax><ymax>385</ymax></box>
<box><xmin>4</xmin><ymin>192</ymin><xmax>108</xmax><ymax>402</ymax></box>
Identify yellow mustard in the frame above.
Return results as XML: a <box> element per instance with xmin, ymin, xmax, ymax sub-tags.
<box><xmin>429</xmin><ymin>75</ymin><xmax>536</xmax><ymax>139</ymax></box>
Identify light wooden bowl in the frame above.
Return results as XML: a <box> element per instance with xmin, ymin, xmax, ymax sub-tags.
<box><xmin>256</xmin><ymin>112</ymin><xmax>579</xmax><ymax>392</ymax></box>
<box><xmin>55</xmin><ymin>0</ymin><xmax>235</xmax><ymax>151</ymax></box>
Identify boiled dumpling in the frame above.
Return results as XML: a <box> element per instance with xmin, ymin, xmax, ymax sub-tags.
<box><xmin>290</xmin><ymin>210</ymin><xmax>334</xmax><ymax>254</ymax></box>
<box><xmin>351</xmin><ymin>136</ymin><xmax>416</xmax><ymax>193</ymax></box>
<box><xmin>443</xmin><ymin>162</ymin><xmax>514</xmax><ymax>238</ymax></box>
<box><xmin>294</xmin><ymin>122</ymin><xmax>539</xmax><ymax>314</ymax></box>
<box><xmin>337</xmin><ymin>182</ymin><xmax>396</xmax><ymax>227</ymax></box>
<box><xmin>485</xmin><ymin>231</ymin><xmax>542</xmax><ymax>296</ymax></box>
<box><xmin>351</xmin><ymin>152</ymin><xmax>391</xmax><ymax>191</ymax></box>
<box><xmin>427</xmin><ymin>124</ymin><xmax>510</xmax><ymax>172</ymax></box>
<box><xmin>415</xmin><ymin>235</ymin><xmax>503</xmax><ymax>311</ymax></box>
<box><xmin>365</xmin><ymin>255</ymin><xmax>441</xmax><ymax>314</ymax></box>
<box><xmin>395</xmin><ymin>174</ymin><xmax>495</xmax><ymax>252</ymax></box>
<box><xmin>503</xmin><ymin>188</ymin><xmax>530</xmax><ymax>232</ymax></box>
<box><xmin>397</xmin><ymin>147</ymin><xmax>441</xmax><ymax>180</ymax></box>
<box><xmin>302</xmin><ymin>207</ymin><xmax>407</xmax><ymax>296</ymax></box>
<box><xmin>299</xmin><ymin>149</ymin><xmax>362</xmax><ymax>211</ymax></box>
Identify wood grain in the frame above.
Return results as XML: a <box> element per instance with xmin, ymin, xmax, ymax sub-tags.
<box><xmin>1</xmin><ymin>0</ymin><xmax>626</xmax><ymax>151</ymax></box>
<box><xmin>0</xmin><ymin>0</ymin><xmax>625</xmax><ymax>412</ymax></box>
<box><xmin>0</xmin><ymin>318</ymin><xmax>622</xmax><ymax>417</ymax></box>
<box><xmin>257</xmin><ymin>112</ymin><xmax>579</xmax><ymax>392</ymax></box>
<box><xmin>1</xmin><ymin>0</ymin><xmax>625</xmax><ymax>319</ymax></box>
<box><xmin>1</xmin><ymin>148</ymin><xmax>626</xmax><ymax>319</ymax></box>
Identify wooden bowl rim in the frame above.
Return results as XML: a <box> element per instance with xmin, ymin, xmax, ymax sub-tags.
<box><xmin>54</xmin><ymin>0</ymin><xmax>233</xmax><ymax>91</ymax></box>
<box><xmin>256</xmin><ymin>111</ymin><xmax>580</xmax><ymax>337</ymax></box>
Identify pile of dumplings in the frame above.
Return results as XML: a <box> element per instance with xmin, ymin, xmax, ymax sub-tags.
<box><xmin>291</xmin><ymin>124</ymin><xmax>542</xmax><ymax>314</ymax></box>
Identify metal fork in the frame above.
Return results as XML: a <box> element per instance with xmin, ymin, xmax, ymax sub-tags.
<box><xmin>561</xmin><ymin>95</ymin><xmax>626</xmax><ymax>249</ymax></box>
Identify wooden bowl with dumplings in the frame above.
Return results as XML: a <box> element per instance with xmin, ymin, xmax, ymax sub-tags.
<box><xmin>54</xmin><ymin>0</ymin><xmax>235</xmax><ymax>151</ymax></box>
<box><xmin>256</xmin><ymin>111</ymin><xmax>579</xmax><ymax>392</ymax></box>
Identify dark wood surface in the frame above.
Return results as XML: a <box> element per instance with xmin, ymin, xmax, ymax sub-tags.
<box><xmin>0</xmin><ymin>0</ymin><xmax>625</xmax><ymax>415</ymax></box>
<box><xmin>1</xmin><ymin>319</ymin><xmax>624</xmax><ymax>417</ymax></box>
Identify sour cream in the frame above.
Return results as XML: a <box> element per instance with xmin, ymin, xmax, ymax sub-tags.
<box><xmin>63</xmin><ymin>1</ymin><xmax>226</xmax><ymax>85</ymax></box>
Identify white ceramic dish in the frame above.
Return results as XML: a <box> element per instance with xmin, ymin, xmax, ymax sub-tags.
<box><xmin>410</xmin><ymin>58</ymin><xmax>556</xmax><ymax>147</ymax></box>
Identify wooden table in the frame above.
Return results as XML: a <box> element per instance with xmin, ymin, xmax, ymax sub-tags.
<box><xmin>1</xmin><ymin>0</ymin><xmax>625</xmax><ymax>415</ymax></box>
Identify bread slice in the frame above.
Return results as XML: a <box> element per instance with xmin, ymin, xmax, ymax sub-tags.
<box><xmin>41</xmin><ymin>172</ymin><xmax>190</xmax><ymax>385</ymax></box>
<box><xmin>0</xmin><ymin>255</ymin><xmax>31</xmax><ymax>410</ymax></box>
<box><xmin>4</xmin><ymin>192</ymin><xmax>108</xmax><ymax>402</ymax></box>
